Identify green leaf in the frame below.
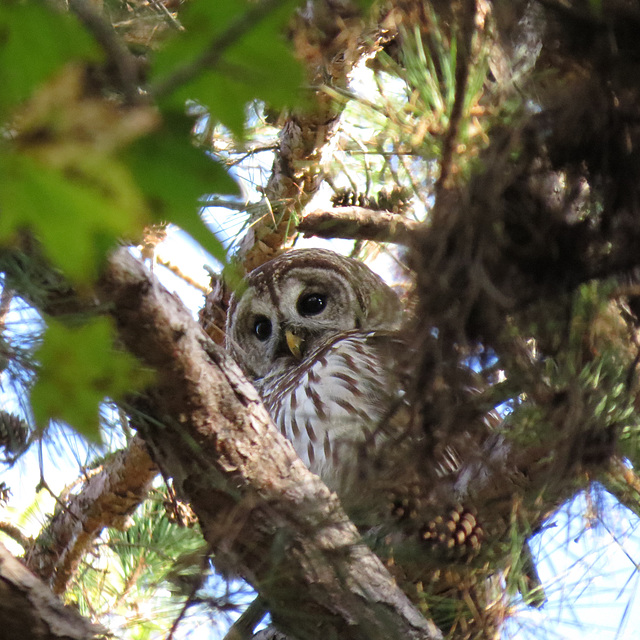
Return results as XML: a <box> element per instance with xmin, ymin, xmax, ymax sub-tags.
<box><xmin>0</xmin><ymin>2</ymin><xmax>98</xmax><ymax>114</ymax></box>
<box><xmin>31</xmin><ymin>317</ymin><xmax>154</xmax><ymax>442</ymax></box>
<box><xmin>150</xmin><ymin>0</ymin><xmax>303</xmax><ymax>136</ymax></box>
<box><xmin>124</xmin><ymin>112</ymin><xmax>237</xmax><ymax>263</ymax></box>
<box><xmin>0</xmin><ymin>149</ymin><xmax>148</xmax><ymax>281</ymax></box>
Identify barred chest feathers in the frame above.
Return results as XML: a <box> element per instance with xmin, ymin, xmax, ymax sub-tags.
<box><xmin>225</xmin><ymin>248</ymin><xmax>403</xmax><ymax>492</ymax></box>
<box><xmin>256</xmin><ymin>332</ymin><xmax>391</xmax><ymax>489</ymax></box>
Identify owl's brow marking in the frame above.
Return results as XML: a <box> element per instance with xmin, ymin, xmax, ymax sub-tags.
<box><xmin>260</xmin><ymin>272</ymin><xmax>284</xmax><ymax>325</ymax></box>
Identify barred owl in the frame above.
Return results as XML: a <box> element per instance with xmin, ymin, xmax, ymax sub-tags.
<box><xmin>225</xmin><ymin>248</ymin><xmax>405</xmax><ymax>493</ymax></box>
<box><xmin>225</xmin><ymin>250</ymin><xmax>524</xmax><ymax>636</ymax></box>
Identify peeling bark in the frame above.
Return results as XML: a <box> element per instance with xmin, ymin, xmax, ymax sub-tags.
<box><xmin>26</xmin><ymin>437</ymin><xmax>157</xmax><ymax>594</ymax></box>
<box><xmin>98</xmin><ymin>248</ymin><xmax>442</xmax><ymax>640</ymax></box>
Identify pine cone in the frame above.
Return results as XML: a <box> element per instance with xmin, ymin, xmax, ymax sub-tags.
<box><xmin>0</xmin><ymin>411</ymin><xmax>29</xmax><ymax>460</ymax></box>
<box><xmin>375</xmin><ymin>187</ymin><xmax>412</xmax><ymax>213</ymax></box>
<box><xmin>421</xmin><ymin>505</ymin><xmax>484</xmax><ymax>559</ymax></box>
<box><xmin>331</xmin><ymin>188</ymin><xmax>374</xmax><ymax>208</ymax></box>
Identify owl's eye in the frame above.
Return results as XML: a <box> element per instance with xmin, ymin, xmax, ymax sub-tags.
<box><xmin>297</xmin><ymin>292</ymin><xmax>327</xmax><ymax>316</ymax></box>
<box><xmin>253</xmin><ymin>316</ymin><xmax>272</xmax><ymax>341</ymax></box>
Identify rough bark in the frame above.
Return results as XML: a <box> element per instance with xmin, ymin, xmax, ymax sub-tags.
<box><xmin>0</xmin><ymin>542</ymin><xmax>104</xmax><ymax>640</ymax></box>
<box><xmin>97</xmin><ymin>248</ymin><xmax>442</xmax><ymax>640</ymax></box>
<box><xmin>238</xmin><ymin>2</ymin><xmax>396</xmax><ymax>271</ymax></box>
<box><xmin>299</xmin><ymin>207</ymin><xmax>420</xmax><ymax>244</ymax></box>
<box><xmin>25</xmin><ymin>437</ymin><xmax>157</xmax><ymax>595</ymax></box>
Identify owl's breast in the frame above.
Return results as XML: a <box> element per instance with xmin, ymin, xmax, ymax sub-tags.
<box><xmin>256</xmin><ymin>332</ymin><xmax>400</xmax><ymax>490</ymax></box>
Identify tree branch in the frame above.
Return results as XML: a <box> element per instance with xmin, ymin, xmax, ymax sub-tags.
<box><xmin>238</xmin><ymin>3</ymin><xmax>393</xmax><ymax>271</ymax></box>
<box><xmin>434</xmin><ymin>0</ymin><xmax>476</xmax><ymax>196</ymax></box>
<box><xmin>25</xmin><ymin>437</ymin><xmax>157</xmax><ymax>595</ymax></box>
<box><xmin>98</xmin><ymin>248</ymin><xmax>442</xmax><ymax>640</ymax></box>
<box><xmin>298</xmin><ymin>207</ymin><xmax>420</xmax><ymax>244</ymax></box>
<box><xmin>0</xmin><ymin>522</ymin><xmax>32</xmax><ymax>551</ymax></box>
<box><xmin>0</xmin><ymin>542</ymin><xmax>103</xmax><ymax>640</ymax></box>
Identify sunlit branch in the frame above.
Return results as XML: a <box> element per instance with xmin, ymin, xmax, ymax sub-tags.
<box><xmin>298</xmin><ymin>207</ymin><xmax>420</xmax><ymax>245</ymax></box>
<box><xmin>26</xmin><ymin>437</ymin><xmax>157</xmax><ymax>595</ymax></box>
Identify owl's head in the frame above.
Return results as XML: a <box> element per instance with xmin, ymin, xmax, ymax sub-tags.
<box><xmin>225</xmin><ymin>249</ymin><xmax>402</xmax><ymax>379</ymax></box>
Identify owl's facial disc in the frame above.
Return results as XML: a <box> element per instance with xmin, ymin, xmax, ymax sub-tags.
<box><xmin>227</xmin><ymin>253</ymin><xmax>398</xmax><ymax>380</ymax></box>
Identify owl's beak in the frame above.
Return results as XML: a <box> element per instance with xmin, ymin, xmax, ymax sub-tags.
<box><xmin>285</xmin><ymin>330</ymin><xmax>304</xmax><ymax>359</ymax></box>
